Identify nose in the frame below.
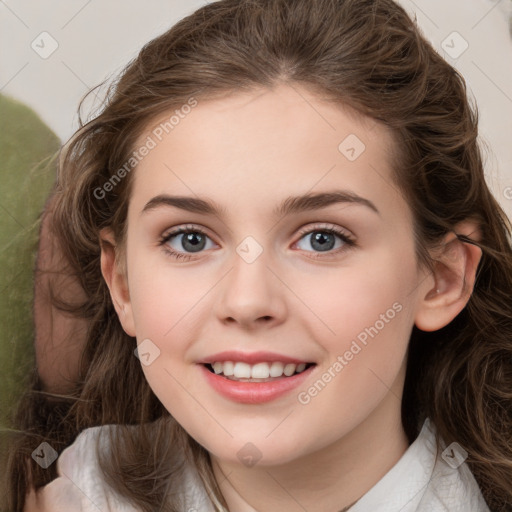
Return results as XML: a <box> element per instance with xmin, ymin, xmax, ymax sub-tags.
<box><xmin>214</xmin><ymin>247</ymin><xmax>287</xmax><ymax>330</ymax></box>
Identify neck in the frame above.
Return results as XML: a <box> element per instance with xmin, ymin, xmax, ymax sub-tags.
<box><xmin>211</xmin><ymin>377</ymin><xmax>410</xmax><ymax>512</ymax></box>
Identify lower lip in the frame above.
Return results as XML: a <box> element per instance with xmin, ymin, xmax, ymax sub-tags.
<box><xmin>199</xmin><ymin>364</ymin><xmax>315</xmax><ymax>404</ymax></box>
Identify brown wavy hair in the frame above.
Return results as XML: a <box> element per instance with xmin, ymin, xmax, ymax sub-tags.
<box><xmin>6</xmin><ymin>0</ymin><xmax>512</xmax><ymax>510</ymax></box>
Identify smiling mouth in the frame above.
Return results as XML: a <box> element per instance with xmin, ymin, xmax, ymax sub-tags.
<box><xmin>204</xmin><ymin>361</ymin><xmax>316</xmax><ymax>382</ymax></box>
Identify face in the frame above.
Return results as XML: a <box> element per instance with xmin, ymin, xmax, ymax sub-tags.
<box><xmin>108</xmin><ymin>84</ymin><xmax>434</xmax><ymax>467</ymax></box>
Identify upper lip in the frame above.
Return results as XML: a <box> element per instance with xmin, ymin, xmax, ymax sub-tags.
<box><xmin>197</xmin><ymin>350</ymin><xmax>314</xmax><ymax>365</ymax></box>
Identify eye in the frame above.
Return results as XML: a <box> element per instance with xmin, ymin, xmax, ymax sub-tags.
<box><xmin>159</xmin><ymin>225</ymin><xmax>216</xmax><ymax>261</ymax></box>
<box><xmin>294</xmin><ymin>224</ymin><xmax>356</xmax><ymax>258</ymax></box>
<box><xmin>158</xmin><ymin>223</ymin><xmax>356</xmax><ymax>262</ymax></box>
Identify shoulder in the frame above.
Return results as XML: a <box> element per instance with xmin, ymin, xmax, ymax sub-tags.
<box><xmin>349</xmin><ymin>418</ymin><xmax>491</xmax><ymax>512</ymax></box>
<box><xmin>26</xmin><ymin>423</ymin><xmax>216</xmax><ymax>512</ymax></box>
<box><xmin>26</xmin><ymin>425</ymin><xmax>140</xmax><ymax>512</ymax></box>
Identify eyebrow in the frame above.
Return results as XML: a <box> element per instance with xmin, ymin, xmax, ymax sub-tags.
<box><xmin>140</xmin><ymin>190</ymin><xmax>380</xmax><ymax>218</ymax></box>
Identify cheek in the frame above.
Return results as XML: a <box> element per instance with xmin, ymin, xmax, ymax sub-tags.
<box><xmin>300</xmin><ymin>247</ymin><xmax>416</xmax><ymax>347</ymax></box>
<box><xmin>295</xmin><ymin>246</ymin><xmax>417</xmax><ymax>413</ymax></box>
<box><xmin>127</xmin><ymin>250</ymin><xmax>208</xmax><ymax>337</ymax></box>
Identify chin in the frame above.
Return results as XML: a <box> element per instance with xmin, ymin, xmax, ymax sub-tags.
<box><xmin>200</xmin><ymin>433</ymin><xmax>311</xmax><ymax>468</ymax></box>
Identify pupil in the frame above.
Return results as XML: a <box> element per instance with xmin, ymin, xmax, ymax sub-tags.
<box><xmin>311</xmin><ymin>232</ymin><xmax>334</xmax><ymax>252</ymax></box>
<box><xmin>183</xmin><ymin>232</ymin><xmax>205</xmax><ymax>252</ymax></box>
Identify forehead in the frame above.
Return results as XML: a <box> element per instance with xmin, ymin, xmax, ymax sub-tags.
<box><xmin>128</xmin><ymin>84</ymin><xmax>405</xmax><ymax>222</ymax></box>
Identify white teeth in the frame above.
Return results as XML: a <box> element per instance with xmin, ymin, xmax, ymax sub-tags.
<box><xmin>283</xmin><ymin>363</ymin><xmax>296</xmax><ymax>376</ymax></box>
<box><xmin>251</xmin><ymin>362</ymin><xmax>270</xmax><ymax>379</ymax></box>
<box><xmin>269</xmin><ymin>362</ymin><xmax>284</xmax><ymax>377</ymax></box>
<box><xmin>223</xmin><ymin>361</ymin><xmax>234</xmax><ymax>376</ymax></box>
<box><xmin>209</xmin><ymin>361</ymin><xmax>310</xmax><ymax>379</ymax></box>
<box><xmin>233</xmin><ymin>362</ymin><xmax>251</xmax><ymax>379</ymax></box>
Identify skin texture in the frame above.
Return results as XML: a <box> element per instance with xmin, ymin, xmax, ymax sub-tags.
<box><xmin>100</xmin><ymin>84</ymin><xmax>482</xmax><ymax>512</ymax></box>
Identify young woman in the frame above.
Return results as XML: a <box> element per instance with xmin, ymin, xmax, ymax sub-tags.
<box><xmin>7</xmin><ymin>0</ymin><xmax>512</xmax><ymax>510</ymax></box>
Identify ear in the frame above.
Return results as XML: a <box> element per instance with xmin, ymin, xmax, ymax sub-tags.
<box><xmin>99</xmin><ymin>227</ymin><xmax>136</xmax><ymax>337</ymax></box>
<box><xmin>414</xmin><ymin>220</ymin><xmax>483</xmax><ymax>332</ymax></box>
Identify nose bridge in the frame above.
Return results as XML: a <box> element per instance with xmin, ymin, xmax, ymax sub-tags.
<box><xmin>215</xmin><ymin>234</ymin><xmax>286</xmax><ymax>326</ymax></box>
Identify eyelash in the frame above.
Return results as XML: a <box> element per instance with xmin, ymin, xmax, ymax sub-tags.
<box><xmin>158</xmin><ymin>223</ymin><xmax>356</xmax><ymax>261</ymax></box>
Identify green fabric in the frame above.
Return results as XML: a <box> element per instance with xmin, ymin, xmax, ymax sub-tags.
<box><xmin>0</xmin><ymin>93</ymin><xmax>60</xmax><ymax>455</ymax></box>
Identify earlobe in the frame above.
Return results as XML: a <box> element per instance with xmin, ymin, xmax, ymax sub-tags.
<box><xmin>99</xmin><ymin>228</ymin><xmax>136</xmax><ymax>337</ymax></box>
<box><xmin>414</xmin><ymin>220</ymin><xmax>483</xmax><ymax>332</ymax></box>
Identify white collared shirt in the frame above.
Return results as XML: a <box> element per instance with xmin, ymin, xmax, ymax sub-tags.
<box><xmin>28</xmin><ymin>418</ymin><xmax>491</xmax><ymax>512</ymax></box>
<box><xmin>349</xmin><ymin>418</ymin><xmax>491</xmax><ymax>511</ymax></box>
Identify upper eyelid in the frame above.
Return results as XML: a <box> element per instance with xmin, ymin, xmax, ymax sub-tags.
<box><xmin>296</xmin><ymin>222</ymin><xmax>352</xmax><ymax>236</ymax></box>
